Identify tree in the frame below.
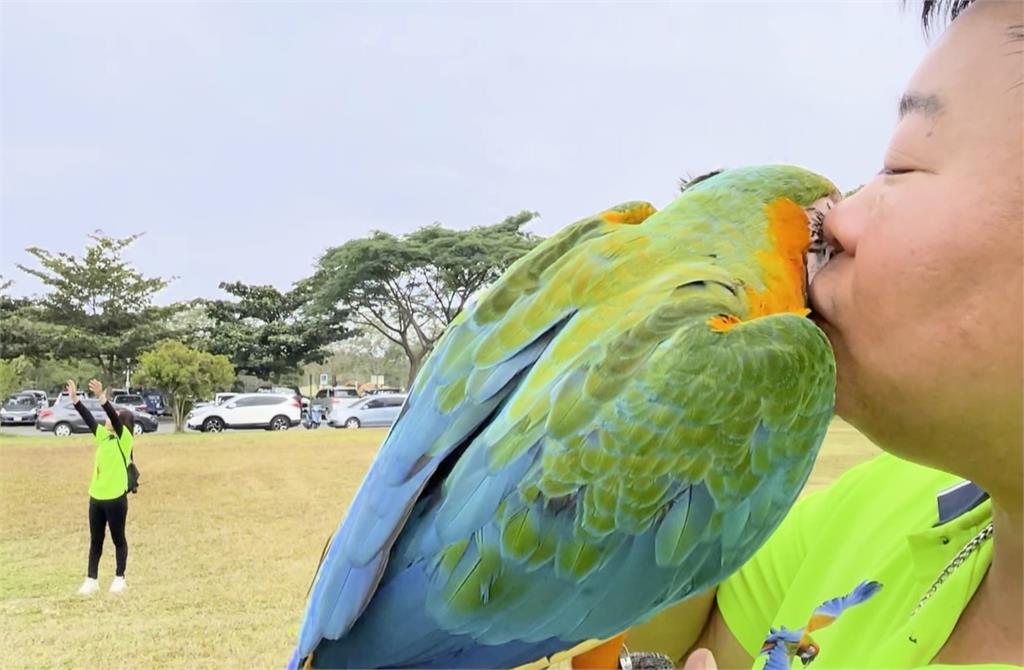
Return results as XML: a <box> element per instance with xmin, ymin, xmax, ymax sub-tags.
<box><xmin>306</xmin><ymin>211</ymin><xmax>540</xmax><ymax>386</ymax></box>
<box><xmin>200</xmin><ymin>282</ymin><xmax>352</xmax><ymax>382</ymax></box>
<box><xmin>0</xmin><ymin>276</ymin><xmax>51</xmax><ymax>361</ymax></box>
<box><xmin>13</xmin><ymin>232</ymin><xmax>179</xmax><ymax>384</ymax></box>
<box><xmin>302</xmin><ymin>332</ymin><xmax>409</xmax><ymax>391</ymax></box>
<box><xmin>136</xmin><ymin>340</ymin><xmax>235</xmax><ymax>432</ymax></box>
<box><xmin>0</xmin><ymin>356</ymin><xmax>30</xmax><ymax>400</ymax></box>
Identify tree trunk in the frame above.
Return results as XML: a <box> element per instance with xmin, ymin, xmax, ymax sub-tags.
<box><xmin>406</xmin><ymin>351</ymin><xmax>425</xmax><ymax>389</ymax></box>
<box><xmin>172</xmin><ymin>397</ymin><xmax>187</xmax><ymax>432</ymax></box>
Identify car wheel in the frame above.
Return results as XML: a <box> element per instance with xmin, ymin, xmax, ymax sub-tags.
<box><xmin>344</xmin><ymin>417</ymin><xmax>360</xmax><ymax>429</ymax></box>
<box><xmin>133</xmin><ymin>423</ymin><xmax>144</xmax><ymax>436</ymax></box>
<box><xmin>202</xmin><ymin>417</ymin><xmax>225</xmax><ymax>433</ymax></box>
<box><xmin>270</xmin><ymin>415</ymin><xmax>290</xmax><ymax>431</ymax></box>
<box><xmin>54</xmin><ymin>422</ymin><xmax>73</xmax><ymax>437</ymax></box>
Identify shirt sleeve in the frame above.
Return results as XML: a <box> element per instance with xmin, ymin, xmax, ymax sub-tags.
<box><xmin>73</xmin><ymin>400</ymin><xmax>99</xmax><ymax>434</ymax></box>
<box><xmin>101</xmin><ymin>401</ymin><xmax>126</xmax><ymax>438</ymax></box>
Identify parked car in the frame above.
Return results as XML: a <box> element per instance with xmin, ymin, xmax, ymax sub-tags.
<box><xmin>185</xmin><ymin>393</ymin><xmax>301</xmax><ymax>432</ymax></box>
<box><xmin>190</xmin><ymin>392</ymin><xmax>238</xmax><ymax>412</ymax></box>
<box><xmin>19</xmin><ymin>390</ymin><xmax>50</xmax><ymax>408</ymax></box>
<box><xmin>364</xmin><ymin>386</ymin><xmax>404</xmax><ymax>396</ymax></box>
<box><xmin>52</xmin><ymin>391</ymin><xmax>93</xmax><ymax>406</ymax></box>
<box><xmin>328</xmin><ymin>394</ymin><xmax>407</xmax><ymax>429</ymax></box>
<box><xmin>112</xmin><ymin>393</ymin><xmax>149</xmax><ymax>414</ymax></box>
<box><xmin>257</xmin><ymin>385</ymin><xmax>308</xmax><ymax>411</ymax></box>
<box><xmin>137</xmin><ymin>389</ymin><xmax>168</xmax><ymax>416</ymax></box>
<box><xmin>313</xmin><ymin>386</ymin><xmax>361</xmax><ymax>417</ymax></box>
<box><xmin>2</xmin><ymin>394</ymin><xmax>40</xmax><ymax>425</ymax></box>
<box><xmin>36</xmin><ymin>400</ymin><xmax>158</xmax><ymax>436</ymax></box>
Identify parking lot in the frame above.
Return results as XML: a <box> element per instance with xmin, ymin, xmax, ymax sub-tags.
<box><xmin>0</xmin><ymin>415</ymin><xmax>343</xmax><ymax>437</ymax></box>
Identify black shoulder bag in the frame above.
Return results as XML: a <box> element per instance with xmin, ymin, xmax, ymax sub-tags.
<box><xmin>113</xmin><ymin>435</ymin><xmax>140</xmax><ymax>494</ymax></box>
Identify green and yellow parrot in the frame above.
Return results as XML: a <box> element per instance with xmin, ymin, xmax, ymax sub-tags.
<box><xmin>290</xmin><ymin>165</ymin><xmax>841</xmax><ymax>669</ymax></box>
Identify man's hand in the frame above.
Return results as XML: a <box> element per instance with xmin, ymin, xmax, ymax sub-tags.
<box><xmin>88</xmin><ymin>379</ymin><xmax>106</xmax><ymax>404</ymax></box>
<box><xmin>681</xmin><ymin>649</ymin><xmax>717</xmax><ymax>670</ymax></box>
<box><xmin>66</xmin><ymin>379</ymin><xmax>78</xmax><ymax>404</ymax></box>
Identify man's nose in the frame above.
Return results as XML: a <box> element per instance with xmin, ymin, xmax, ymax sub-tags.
<box><xmin>825</xmin><ymin>185</ymin><xmax>869</xmax><ymax>257</ymax></box>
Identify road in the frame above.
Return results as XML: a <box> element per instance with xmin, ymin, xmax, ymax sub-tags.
<box><xmin>0</xmin><ymin>416</ymin><xmax>333</xmax><ymax>437</ymax></box>
<box><xmin>1</xmin><ymin>416</ymin><xmax>177</xmax><ymax>438</ymax></box>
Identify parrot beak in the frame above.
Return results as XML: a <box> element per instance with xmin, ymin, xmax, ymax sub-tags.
<box><xmin>804</xmin><ymin>191</ymin><xmax>842</xmax><ymax>287</ymax></box>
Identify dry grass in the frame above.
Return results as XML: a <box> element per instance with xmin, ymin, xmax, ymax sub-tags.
<box><xmin>0</xmin><ymin>420</ymin><xmax>879</xmax><ymax>670</ymax></box>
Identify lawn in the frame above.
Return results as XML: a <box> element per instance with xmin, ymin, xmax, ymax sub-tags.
<box><xmin>0</xmin><ymin>420</ymin><xmax>879</xmax><ymax>669</ymax></box>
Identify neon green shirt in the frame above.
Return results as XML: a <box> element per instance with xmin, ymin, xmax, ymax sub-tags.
<box><xmin>717</xmin><ymin>453</ymin><xmax>1017</xmax><ymax>669</ymax></box>
<box><xmin>88</xmin><ymin>425</ymin><xmax>133</xmax><ymax>500</ymax></box>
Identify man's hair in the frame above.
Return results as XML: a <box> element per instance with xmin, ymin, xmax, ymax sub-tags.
<box><xmin>118</xmin><ymin>409</ymin><xmax>136</xmax><ymax>436</ymax></box>
<box><xmin>915</xmin><ymin>0</ymin><xmax>977</xmax><ymax>29</ymax></box>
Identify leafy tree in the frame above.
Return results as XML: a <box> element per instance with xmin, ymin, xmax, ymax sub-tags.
<box><xmin>19</xmin><ymin>358</ymin><xmax>104</xmax><ymax>396</ymax></box>
<box><xmin>0</xmin><ymin>356</ymin><xmax>30</xmax><ymax>400</ymax></box>
<box><xmin>12</xmin><ymin>232</ymin><xmax>178</xmax><ymax>384</ymax></box>
<box><xmin>200</xmin><ymin>282</ymin><xmax>352</xmax><ymax>383</ymax></box>
<box><xmin>136</xmin><ymin>340</ymin><xmax>235</xmax><ymax>432</ymax></box>
<box><xmin>307</xmin><ymin>211</ymin><xmax>540</xmax><ymax>386</ymax></box>
<box><xmin>0</xmin><ymin>276</ymin><xmax>50</xmax><ymax>361</ymax></box>
<box><xmin>302</xmin><ymin>332</ymin><xmax>409</xmax><ymax>391</ymax></box>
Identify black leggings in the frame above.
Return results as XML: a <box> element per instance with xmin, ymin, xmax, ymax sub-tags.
<box><xmin>88</xmin><ymin>495</ymin><xmax>128</xmax><ymax>579</ymax></box>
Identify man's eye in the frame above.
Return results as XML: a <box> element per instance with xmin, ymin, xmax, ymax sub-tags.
<box><xmin>879</xmin><ymin>167</ymin><xmax>913</xmax><ymax>176</ymax></box>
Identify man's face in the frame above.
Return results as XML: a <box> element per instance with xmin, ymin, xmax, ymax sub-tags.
<box><xmin>810</xmin><ymin>1</ymin><xmax>1023</xmax><ymax>481</ymax></box>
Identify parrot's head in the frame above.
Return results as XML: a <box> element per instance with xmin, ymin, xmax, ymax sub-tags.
<box><xmin>678</xmin><ymin>164</ymin><xmax>843</xmax><ymax>296</ymax></box>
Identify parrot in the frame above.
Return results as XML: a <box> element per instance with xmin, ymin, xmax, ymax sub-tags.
<box><xmin>290</xmin><ymin>164</ymin><xmax>842</xmax><ymax>669</ymax></box>
<box><xmin>759</xmin><ymin>580</ymin><xmax>883</xmax><ymax>669</ymax></box>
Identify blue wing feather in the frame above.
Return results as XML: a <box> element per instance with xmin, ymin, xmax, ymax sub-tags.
<box><xmin>296</xmin><ymin>315</ymin><xmax>562</xmax><ymax>657</ymax></box>
<box><xmin>811</xmin><ymin>580</ymin><xmax>883</xmax><ymax>622</ymax></box>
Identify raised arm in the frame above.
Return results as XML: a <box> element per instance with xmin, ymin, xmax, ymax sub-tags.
<box><xmin>68</xmin><ymin>380</ymin><xmax>99</xmax><ymax>435</ymax></box>
<box><xmin>88</xmin><ymin>379</ymin><xmax>125</xmax><ymax>437</ymax></box>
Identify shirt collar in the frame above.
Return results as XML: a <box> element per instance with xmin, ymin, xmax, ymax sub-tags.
<box><xmin>934</xmin><ymin>480</ymin><xmax>989</xmax><ymax>527</ymax></box>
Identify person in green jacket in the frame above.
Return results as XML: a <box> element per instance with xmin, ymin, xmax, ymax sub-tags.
<box><xmin>70</xmin><ymin>378</ymin><xmax>136</xmax><ymax>596</ymax></box>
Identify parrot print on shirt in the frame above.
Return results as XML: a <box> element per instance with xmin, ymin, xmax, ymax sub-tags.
<box><xmin>760</xmin><ymin>580</ymin><xmax>883</xmax><ymax>670</ymax></box>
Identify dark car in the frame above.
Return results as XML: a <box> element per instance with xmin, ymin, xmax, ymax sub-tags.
<box><xmin>138</xmin><ymin>389</ymin><xmax>168</xmax><ymax>416</ymax></box>
<box><xmin>37</xmin><ymin>399</ymin><xmax>159</xmax><ymax>437</ymax></box>
<box><xmin>1</xmin><ymin>394</ymin><xmax>39</xmax><ymax>425</ymax></box>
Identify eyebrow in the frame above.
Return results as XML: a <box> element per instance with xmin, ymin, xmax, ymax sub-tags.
<box><xmin>898</xmin><ymin>92</ymin><xmax>944</xmax><ymax>120</ymax></box>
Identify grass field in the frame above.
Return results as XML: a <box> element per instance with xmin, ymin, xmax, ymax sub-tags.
<box><xmin>0</xmin><ymin>420</ymin><xmax>879</xmax><ymax>669</ymax></box>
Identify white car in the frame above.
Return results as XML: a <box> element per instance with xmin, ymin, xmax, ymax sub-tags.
<box><xmin>185</xmin><ymin>393</ymin><xmax>301</xmax><ymax>432</ymax></box>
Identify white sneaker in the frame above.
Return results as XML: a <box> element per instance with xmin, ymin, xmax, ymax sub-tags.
<box><xmin>109</xmin><ymin>576</ymin><xmax>127</xmax><ymax>593</ymax></box>
<box><xmin>77</xmin><ymin>578</ymin><xmax>99</xmax><ymax>596</ymax></box>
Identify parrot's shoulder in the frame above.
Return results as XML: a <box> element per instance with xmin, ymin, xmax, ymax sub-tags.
<box><xmin>471</xmin><ymin>201</ymin><xmax>657</xmax><ymax>325</ymax></box>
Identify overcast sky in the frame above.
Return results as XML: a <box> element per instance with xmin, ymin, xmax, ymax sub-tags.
<box><xmin>1</xmin><ymin>2</ymin><xmax>928</xmax><ymax>304</ymax></box>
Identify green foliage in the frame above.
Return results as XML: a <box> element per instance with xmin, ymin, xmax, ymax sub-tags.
<box><xmin>307</xmin><ymin>211</ymin><xmax>540</xmax><ymax>385</ymax></box>
<box><xmin>18</xmin><ymin>358</ymin><xmax>105</xmax><ymax>395</ymax></box>
<box><xmin>136</xmin><ymin>340</ymin><xmax>235</xmax><ymax>432</ymax></box>
<box><xmin>301</xmin><ymin>332</ymin><xmax>409</xmax><ymax>390</ymax></box>
<box><xmin>0</xmin><ymin>276</ymin><xmax>48</xmax><ymax>360</ymax></box>
<box><xmin>11</xmin><ymin>232</ymin><xmax>178</xmax><ymax>383</ymax></box>
<box><xmin>200</xmin><ymin>282</ymin><xmax>352</xmax><ymax>383</ymax></box>
<box><xmin>0</xmin><ymin>356</ymin><xmax>30</xmax><ymax>400</ymax></box>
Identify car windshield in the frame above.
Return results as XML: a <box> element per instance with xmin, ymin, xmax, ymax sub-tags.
<box><xmin>116</xmin><ymin>395</ymin><xmax>144</xmax><ymax>403</ymax></box>
<box><xmin>4</xmin><ymin>396</ymin><xmax>34</xmax><ymax>409</ymax></box>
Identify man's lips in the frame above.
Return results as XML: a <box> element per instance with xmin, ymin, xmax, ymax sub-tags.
<box><xmin>808</xmin><ymin>260</ymin><xmax>837</xmax><ymax>324</ymax></box>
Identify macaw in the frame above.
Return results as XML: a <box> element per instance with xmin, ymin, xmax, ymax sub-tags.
<box><xmin>760</xmin><ymin>580</ymin><xmax>883</xmax><ymax>669</ymax></box>
<box><xmin>291</xmin><ymin>165</ymin><xmax>842</xmax><ymax>669</ymax></box>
